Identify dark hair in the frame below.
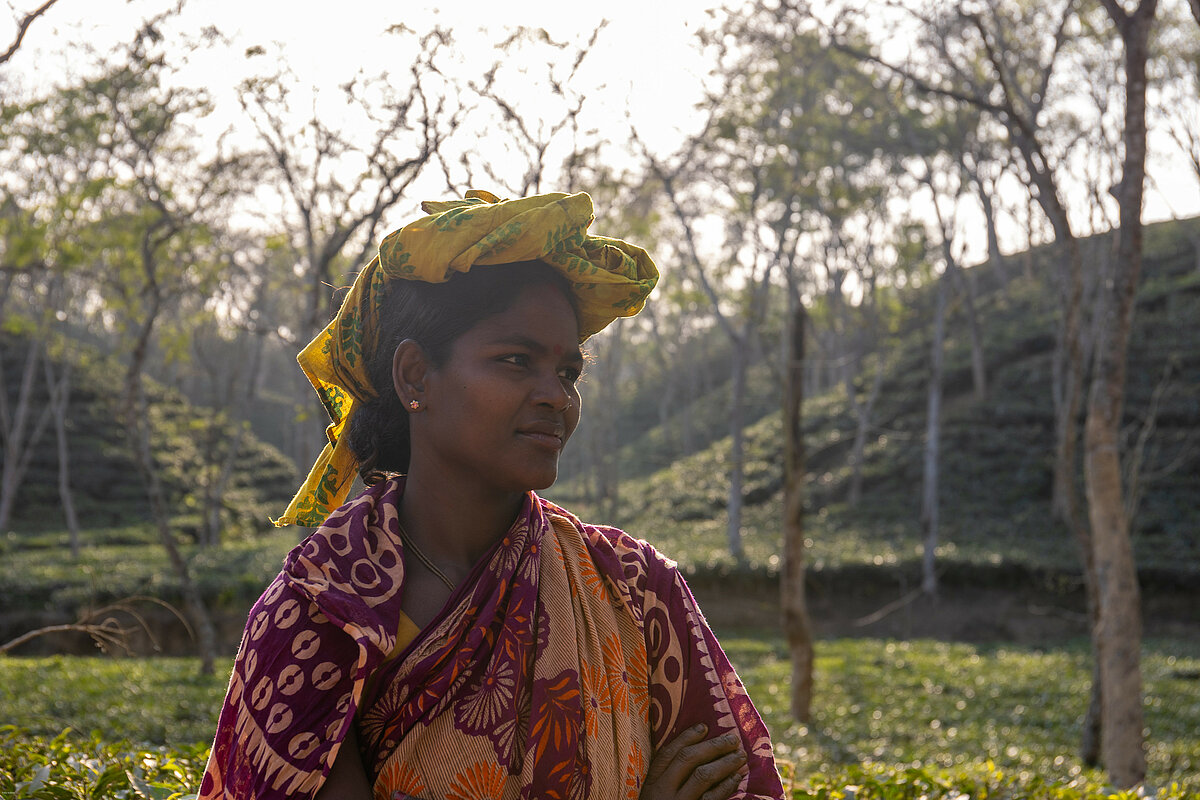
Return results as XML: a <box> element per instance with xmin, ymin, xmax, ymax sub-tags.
<box><xmin>347</xmin><ymin>260</ymin><xmax>578</xmax><ymax>484</ymax></box>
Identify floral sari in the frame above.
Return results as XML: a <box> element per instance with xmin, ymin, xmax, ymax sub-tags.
<box><xmin>199</xmin><ymin>479</ymin><xmax>783</xmax><ymax>800</ymax></box>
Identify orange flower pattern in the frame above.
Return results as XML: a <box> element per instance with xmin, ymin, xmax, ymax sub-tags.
<box><xmin>374</xmin><ymin>761</ymin><xmax>424</xmax><ymax>800</ymax></box>
<box><xmin>199</xmin><ymin>480</ymin><xmax>783</xmax><ymax>800</ymax></box>
<box><xmin>447</xmin><ymin>762</ymin><xmax>507</xmax><ymax>800</ymax></box>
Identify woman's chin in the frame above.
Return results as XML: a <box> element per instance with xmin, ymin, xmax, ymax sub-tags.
<box><xmin>524</xmin><ymin>466</ymin><xmax>560</xmax><ymax>492</ymax></box>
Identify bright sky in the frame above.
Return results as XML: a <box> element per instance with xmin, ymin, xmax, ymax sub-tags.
<box><xmin>4</xmin><ymin>0</ymin><xmax>720</xmax><ymax>153</ymax></box>
<box><xmin>2</xmin><ymin>0</ymin><xmax>727</xmax><ymax>241</ymax></box>
<box><xmin>3</xmin><ymin>0</ymin><xmax>1198</xmax><ymax>264</ymax></box>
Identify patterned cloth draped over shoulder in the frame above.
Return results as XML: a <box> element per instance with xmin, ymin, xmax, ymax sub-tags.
<box><xmin>276</xmin><ymin>190</ymin><xmax>659</xmax><ymax>529</ymax></box>
<box><xmin>199</xmin><ymin>480</ymin><xmax>784</xmax><ymax>800</ymax></box>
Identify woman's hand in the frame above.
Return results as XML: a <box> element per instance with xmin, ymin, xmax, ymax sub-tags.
<box><xmin>640</xmin><ymin>724</ymin><xmax>749</xmax><ymax>800</ymax></box>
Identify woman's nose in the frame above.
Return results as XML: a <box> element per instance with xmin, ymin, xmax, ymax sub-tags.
<box><xmin>534</xmin><ymin>371</ymin><xmax>573</xmax><ymax>412</ymax></box>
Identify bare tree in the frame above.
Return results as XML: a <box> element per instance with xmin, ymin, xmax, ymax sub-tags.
<box><xmin>826</xmin><ymin>0</ymin><xmax>1091</xmax><ymax>539</ymax></box>
<box><xmin>459</xmin><ymin>25</ymin><xmax>607</xmax><ymax>196</ymax></box>
<box><xmin>240</xmin><ymin>27</ymin><xmax>464</xmax><ymax>344</ymax></box>
<box><xmin>188</xmin><ymin>309</ymin><xmax>267</xmax><ymax>547</ymax></box>
<box><xmin>1155</xmin><ymin>10</ymin><xmax>1200</xmax><ymax>269</ymax></box>
<box><xmin>20</xmin><ymin>18</ymin><xmax>251</xmax><ymax>675</ymax></box>
<box><xmin>640</xmin><ymin>139</ymin><xmax>777</xmax><ymax>562</ymax></box>
<box><xmin>819</xmin><ymin>0</ymin><xmax>1170</xmax><ymax>783</ymax></box>
<box><xmin>781</xmin><ymin>289</ymin><xmax>814</xmax><ymax>721</ymax></box>
<box><xmin>0</xmin><ymin>336</ymin><xmax>52</xmax><ymax>531</ymax></box>
<box><xmin>45</xmin><ymin>353</ymin><xmax>80</xmax><ymax>555</ymax></box>
<box><xmin>1080</xmin><ymin>0</ymin><xmax>1161</xmax><ymax>786</ymax></box>
<box><xmin>688</xmin><ymin>1</ymin><xmax>916</xmax><ymax>715</ymax></box>
<box><xmin>816</xmin><ymin>0</ymin><xmax>1113</xmax><ymax>762</ymax></box>
<box><xmin>0</xmin><ymin>0</ymin><xmax>60</xmax><ymax>64</ymax></box>
<box><xmin>910</xmin><ymin>134</ymin><xmax>990</xmax><ymax>598</ymax></box>
<box><xmin>820</xmin><ymin>209</ymin><xmax>893</xmax><ymax>505</ymax></box>
<box><xmin>921</xmin><ymin>274</ymin><xmax>947</xmax><ymax>598</ymax></box>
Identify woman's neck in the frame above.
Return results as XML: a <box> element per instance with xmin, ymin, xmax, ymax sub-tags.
<box><xmin>397</xmin><ymin>471</ymin><xmax>526</xmax><ymax>569</ymax></box>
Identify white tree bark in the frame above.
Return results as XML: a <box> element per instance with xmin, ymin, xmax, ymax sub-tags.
<box><xmin>45</xmin><ymin>358</ymin><xmax>81</xmax><ymax>557</ymax></box>
<box><xmin>0</xmin><ymin>338</ymin><xmax>53</xmax><ymax>531</ymax></box>
<box><xmin>921</xmin><ymin>276</ymin><xmax>946</xmax><ymax>598</ymax></box>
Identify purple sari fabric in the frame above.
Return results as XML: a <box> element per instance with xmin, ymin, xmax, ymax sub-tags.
<box><xmin>198</xmin><ymin>479</ymin><xmax>783</xmax><ymax>800</ymax></box>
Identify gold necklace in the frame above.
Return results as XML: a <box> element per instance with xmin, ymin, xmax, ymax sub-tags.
<box><xmin>398</xmin><ymin>524</ymin><xmax>457</xmax><ymax>592</ymax></box>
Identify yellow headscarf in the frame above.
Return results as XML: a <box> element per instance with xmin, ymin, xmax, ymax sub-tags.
<box><xmin>275</xmin><ymin>190</ymin><xmax>658</xmax><ymax>527</ymax></box>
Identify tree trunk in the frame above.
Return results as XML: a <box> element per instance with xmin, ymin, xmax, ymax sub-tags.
<box><xmin>948</xmin><ymin>263</ymin><xmax>987</xmax><ymax>402</ymax></box>
<box><xmin>782</xmin><ymin>300</ymin><xmax>813</xmax><ymax>722</ymax></box>
<box><xmin>1084</xmin><ymin>1</ymin><xmax>1157</xmax><ymax>786</ymax></box>
<box><xmin>1085</xmin><ymin>411</ymin><xmax>1145</xmax><ymax>787</ymax></box>
<box><xmin>0</xmin><ymin>337</ymin><xmax>53</xmax><ymax>531</ymax></box>
<box><xmin>977</xmin><ymin>172</ymin><xmax>1009</xmax><ymax>287</ymax></box>
<box><xmin>847</xmin><ymin>354</ymin><xmax>884</xmax><ymax>505</ymax></box>
<box><xmin>596</xmin><ymin>326</ymin><xmax>625</xmax><ymax>523</ymax></box>
<box><xmin>726</xmin><ymin>336</ymin><xmax>748</xmax><ymax>562</ymax></box>
<box><xmin>126</xmin><ymin>301</ymin><xmax>219</xmax><ymax>675</ymax></box>
<box><xmin>46</xmin><ymin>359</ymin><xmax>81</xmax><ymax>558</ymax></box>
<box><xmin>199</xmin><ymin>333</ymin><xmax>266</xmax><ymax>548</ymax></box>
<box><xmin>1040</xmin><ymin>236</ymin><xmax>1106</xmax><ymax>766</ymax></box>
<box><xmin>0</xmin><ymin>273</ymin><xmax>12</xmax><ymax>326</ymax></box>
<box><xmin>921</xmin><ymin>276</ymin><xmax>946</xmax><ymax>598</ymax></box>
<box><xmin>1049</xmin><ymin>239</ymin><xmax>1087</xmax><ymax>534</ymax></box>
<box><xmin>202</xmin><ymin>424</ymin><xmax>244</xmax><ymax>548</ymax></box>
<box><xmin>126</xmin><ymin>376</ymin><xmax>220</xmax><ymax>675</ymax></box>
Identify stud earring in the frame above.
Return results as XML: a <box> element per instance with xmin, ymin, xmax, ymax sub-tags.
<box><xmin>408</xmin><ymin>399</ymin><xmax>421</xmax><ymax>411</ymax></box>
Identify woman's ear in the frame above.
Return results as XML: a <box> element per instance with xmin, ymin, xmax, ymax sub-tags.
<box><xmin>393</xmin><ymin>339</ymin><xmax>429</xmax><ymax>410</ymax></box>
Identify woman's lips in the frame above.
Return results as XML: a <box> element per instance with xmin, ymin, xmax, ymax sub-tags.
<box><xmin>517</xmin><ymin>423</ymin><xmax>565</xmax><ymax>449</ymax></box>
<box><xmin>519</xmin><ymin>431</ymin><xmax>563</xmax><ymax>449</ymax></box>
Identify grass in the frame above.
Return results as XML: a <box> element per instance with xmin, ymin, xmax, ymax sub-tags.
<box><xmin>0</xmin><ymin>656</ymin><xmax>227</xmax><ymax>745</ymax></box>
<box><xmin>717</xmin><ymin>634</ymin><xmax>1200</xmax><ymax>796</ymax></box>
<box><xmin>2</xmin><ymin>636</ymin><xmax>1197</xmax><ymax>798</ymax></box>
<box><xmin>0</xmin><ymin>526</ymin><xmax>303</xmax><ymax>613</ymax></box>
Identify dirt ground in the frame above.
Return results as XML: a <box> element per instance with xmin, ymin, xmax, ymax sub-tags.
<box><xmin>691</xmin><ymin>578</ymin><xmax>1200</xmax><ymax>644</ymax></box>
<box><xmin>6</xmin><ymin>571</ymin><xmax>1197</xmax><ymax>657</ymax></box>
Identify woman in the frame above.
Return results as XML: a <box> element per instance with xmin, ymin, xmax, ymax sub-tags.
<box><xmin>199</xmin><ymin>191</ymin><xmax>785</xmax><ymax>800</ymax></box>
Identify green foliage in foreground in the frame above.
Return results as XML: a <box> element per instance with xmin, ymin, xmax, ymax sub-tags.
<box><xmin>0</xmin><ymin>728</ymin><xmax>206</xmax><ymax>800</ymax></box>
<box><xmin>2</xmin><ymin>733</ymin><xmax>1188</xmax><ymax>800</ymax></box>
<box><xmin>722</xmin><ymin>636</ymin><xmax>1200</xmax><ymax>798</ymax></box>
<box><xmin>2</xmin><ymin>636</ymin><xmax>1198</xmax><ymax>798</ymax></box>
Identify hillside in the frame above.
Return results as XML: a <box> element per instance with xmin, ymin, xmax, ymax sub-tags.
<box><xmin>5</xmin><ymin>219</ymin><xmax>1196</xmax><ymax>582</ymax></box>
<box><xmin>3</xmin><ymin>221</ymin><xmax>1197</xmax><ymax>654</ymax></box>
<box><xmin>555</xmin><ymin>217</ymin><xmax>1200</xmax><ymax>583</ymax></box>
<box><xmin>0</xmin><ymin>335</ymin><xmax>298</xmax><ymax>538</ymax></box>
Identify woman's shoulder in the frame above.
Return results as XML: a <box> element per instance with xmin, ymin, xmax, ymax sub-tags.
<box><xmin>281</xmin><ymin>479</ymin><xmax>406</xmax><ymax>616</ymax></box>
<box><xmin>538</xmin><ymin>495</ymin><xmax>680</xmax><ymax>585</ymax></box>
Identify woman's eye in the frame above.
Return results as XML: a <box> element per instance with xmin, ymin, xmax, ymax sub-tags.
<box><xmin>558</xmin><ymin>367</ymin><xmax>582</xmax><ymax>384</ymax></box>
<box><xmin>500</xmin><ymin>354</ymin><xmax>530</xmax><ymax>367</ymax></box>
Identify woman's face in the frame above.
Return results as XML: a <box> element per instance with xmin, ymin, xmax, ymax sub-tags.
<box><xmin>412</xmin><ymin>281</ymin><xmax>584</xmax><ymax>497</ymax></box>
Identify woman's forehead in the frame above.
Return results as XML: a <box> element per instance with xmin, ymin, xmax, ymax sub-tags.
<box><xmin>459</xmin><ymin>283</ymin><xmax>581</xmax><ymax>351</ymax></box>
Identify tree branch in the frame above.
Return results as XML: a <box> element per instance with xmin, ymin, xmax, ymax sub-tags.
<box><xmin>0</xmin><ymin>0</ymin><xmax>59</xmax><ymax>64</ymax></box>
